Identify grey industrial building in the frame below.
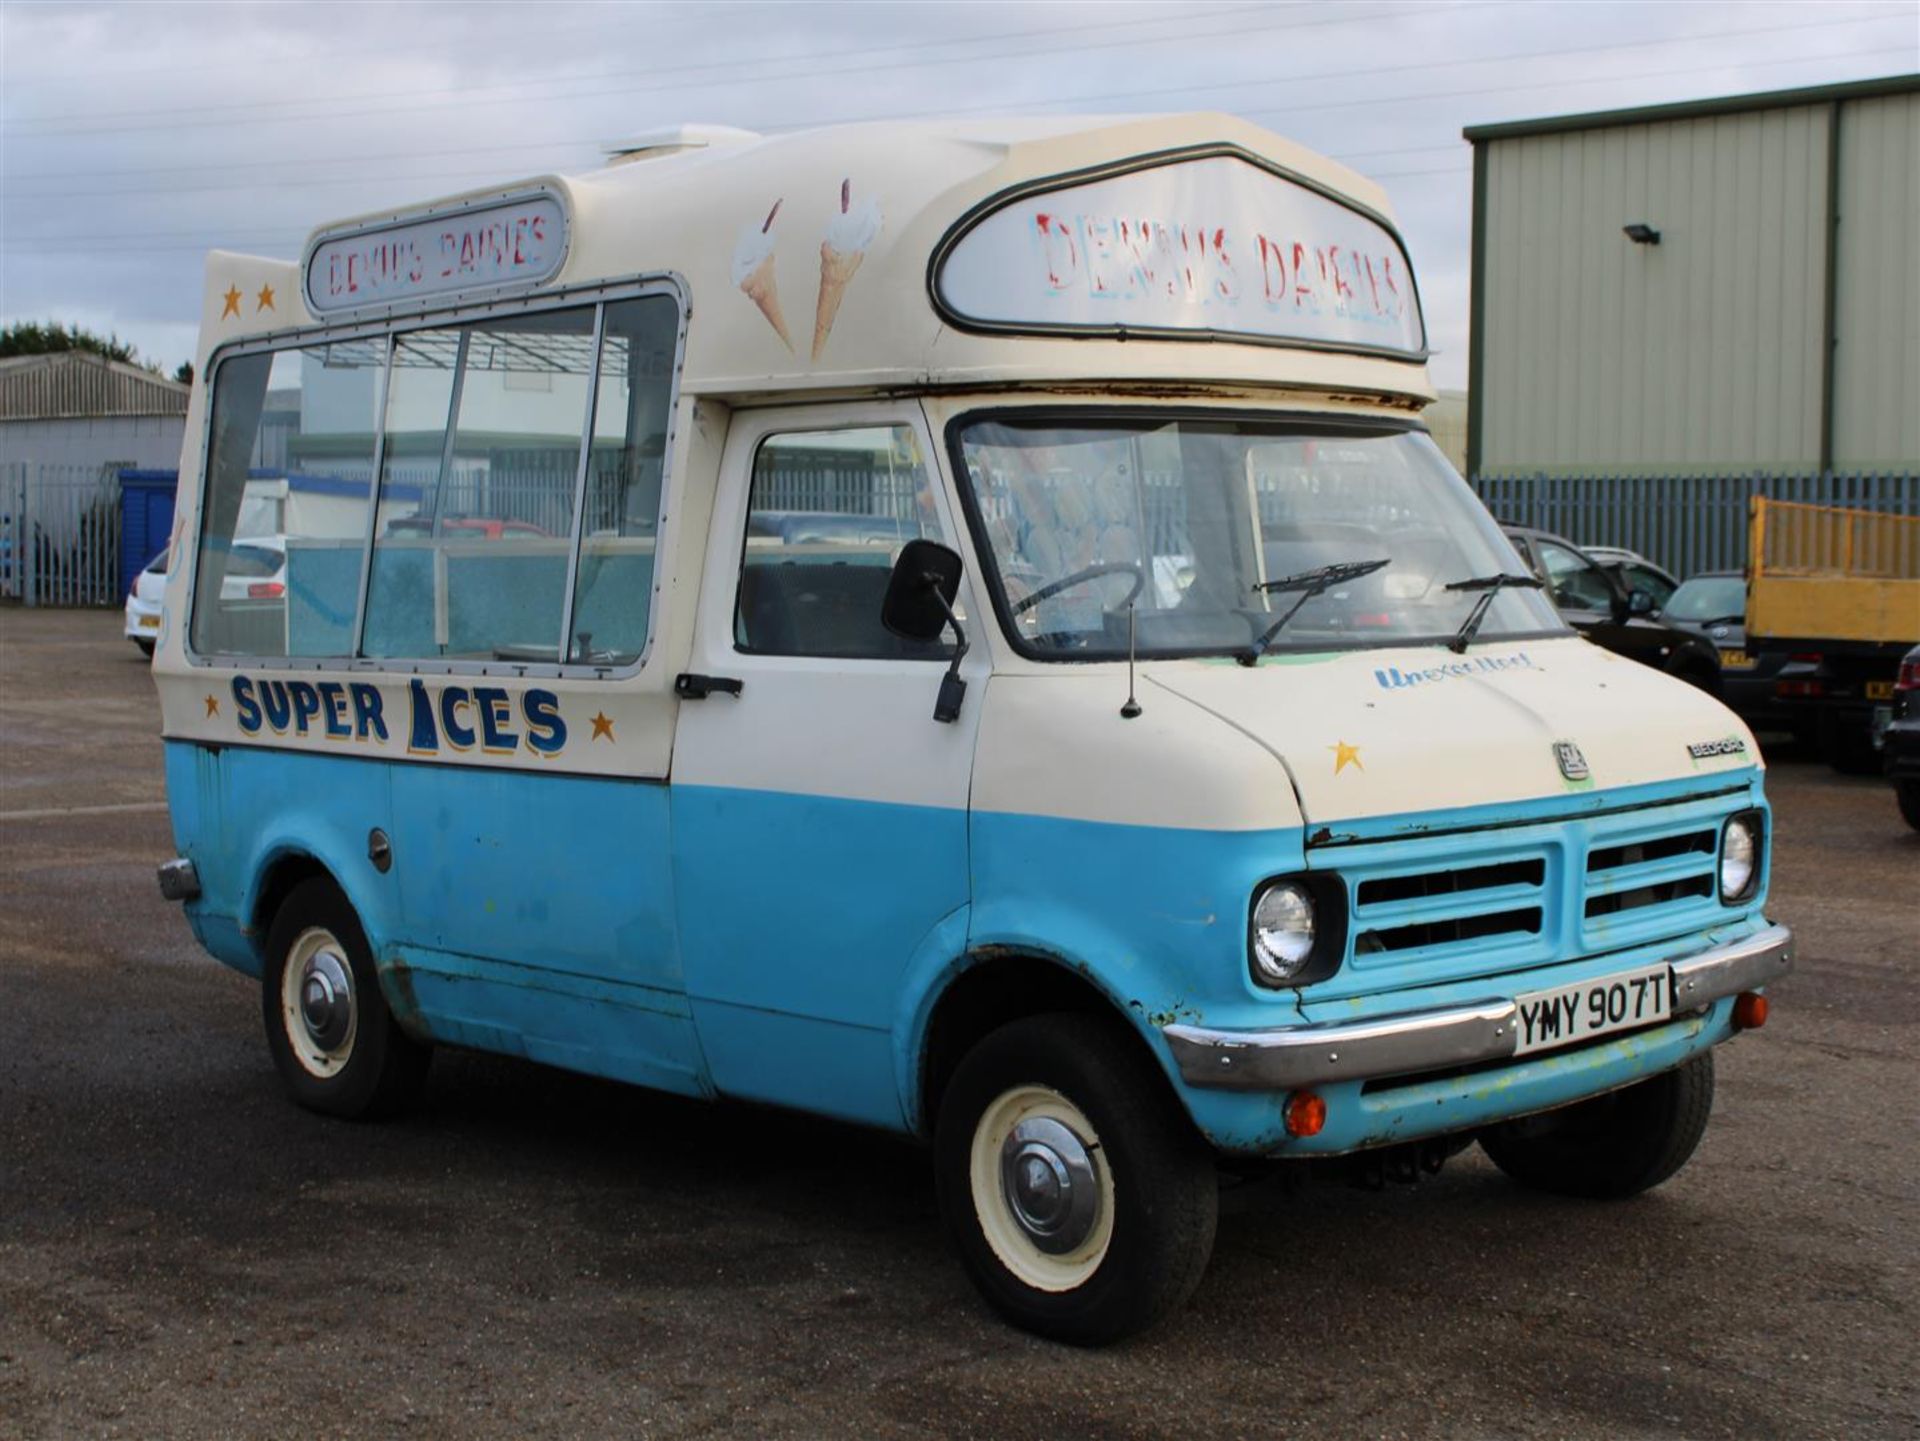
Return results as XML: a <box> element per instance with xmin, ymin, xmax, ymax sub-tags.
<box><xmin>0</xmin><ymin>350</ymin><xmax>190</xmax><ymax>472</ymax></box>
<box><xmin>1466</xmin><ymin>74</ymin><xmax>1919</xmax><ymax>483</ymax></box>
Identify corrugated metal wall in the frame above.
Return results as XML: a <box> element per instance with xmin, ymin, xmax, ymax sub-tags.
<box><xmin>0</xmin><ymin>415</ymin><xmax>188</xmax><ymax>472</ymax></box>
<box><xmin>0</xmin><ymin>352</ymin><xmax>190</xmax><ymax>421</ymax></box>
<box><xmin>1478</xmin><ymin>106</ymin><xmax>1829</xmax><ymax>475</ymax></box>
<box><xmin>1834</xmin><ymin>90</ymin><xmax>1920</xmax><ymax>469</ymax></box>
<box><xmin>1476</xmin><ymin>470</ymin><xmax>1918</xmax><ymax>579</ymax></box>
<box><xmin>1473</xmin><ymin>81</ymin><xmax>1920</xmax><ymax>479</ymax></box>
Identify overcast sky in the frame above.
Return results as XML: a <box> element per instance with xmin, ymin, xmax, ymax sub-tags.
<box><xmin>3</xmin><ymin>0</ymin><xmax>1915</xmax><ymax>386</ymax></box>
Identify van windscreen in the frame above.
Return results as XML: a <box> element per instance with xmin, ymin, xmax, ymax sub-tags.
<box><xmin>954</xmin><ymin>414</ymin><xmax>1565</xmax><ymax>661</ymax></box>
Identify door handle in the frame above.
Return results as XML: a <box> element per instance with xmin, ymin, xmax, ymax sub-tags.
<box><xmin>675</xmin><ymin>673</ymin><xmax>745</xmax><ymax>700</ymax></box>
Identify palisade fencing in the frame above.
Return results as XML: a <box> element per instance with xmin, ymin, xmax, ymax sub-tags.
<box><xmin>1</xmin><ymin>462</ymin><xmax>125</xmax><ymax>607</ymax></box>
<box><xmin>1473</xmin><ymin>471</ymin><xmax>1920</xmax><ymax>578</ymax></box>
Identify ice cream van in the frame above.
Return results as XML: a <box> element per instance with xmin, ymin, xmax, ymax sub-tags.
<box><xmin>154</xmin><ymin>115</ymin><xmax>1792</xmax><ymax>1344</ymax></box>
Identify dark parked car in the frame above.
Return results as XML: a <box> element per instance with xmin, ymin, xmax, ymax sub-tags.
<box><xmin>1660</xmin><ymin>570</ymin><xmax>1799</xmax><ymax>734</ymax></box>
<box><xmin>1884</xmin><ymin>645</ymin><xmax>1920</xmax><ymax>831</ymax></box>
<box><xmin>1583</xmin><ymin>545</ymin><xmax>1680</xmax><ymax>612</ymax></box>
<box><xmin>1502</xmin><ymin>525</ymin><xmax>1721</xmax><ymax>690</ymax></box>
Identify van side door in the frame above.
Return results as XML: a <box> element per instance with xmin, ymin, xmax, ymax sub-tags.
<box><xmin>669</xmin><ymin>403</ymin><xmax>987</xmax><ymax>1130</ymax></box>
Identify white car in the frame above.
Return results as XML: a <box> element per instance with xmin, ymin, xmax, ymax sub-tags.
<box><xmin>217</xmin><ymin>535</ymin><xmax>288</xmax><ymax>602</ymax></box>
<box><xmin>123</xmin><ymin>548</ymin><xmax>168</xmax><ymax>655</ymax></box>
<box><xmin>126</xmin><ymin>537</ymin><xmax>289</xmax><ymax>656</ymax></box>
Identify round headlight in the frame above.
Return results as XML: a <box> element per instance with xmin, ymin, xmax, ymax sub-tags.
<box><xmin>1252</xmin><ymin>882</ymin><xmax>1316</xmax><ymax>985</ymax></box>
<box><xmin>1720</xmin><ymin>816</ymin><xmax>1758</xmax><ymax>901</ymax></box>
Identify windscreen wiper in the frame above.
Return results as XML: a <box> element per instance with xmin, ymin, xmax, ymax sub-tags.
<box><xmin>1238</xmin><ymin>558</ymin><xmax>1391</xmax><ymax>666</ymax></box>
<box><xmin>1444</xmin><ymin>572</ymin><xmax>1544</xmax><ymax>653</ymax></box>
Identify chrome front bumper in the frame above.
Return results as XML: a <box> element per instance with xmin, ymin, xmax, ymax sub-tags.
<box><xmin>1163</xmin><ymin>923</ymin><xmax>1793</xmax><ymax>1092</ymax></box>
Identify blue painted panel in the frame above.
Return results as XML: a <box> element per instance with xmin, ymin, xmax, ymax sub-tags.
<box><xmin>691</xmin><ymin>1001</ymin><xmax>901</xmax><ymax>1129</ymax></box>
<box><xmin>1305</xmin><ymin>767</ymin><xmax>1762</xmax><ymax>845</ymax></box>
<box><xmin>386</xmin><ymin>765</ymin><xmax>683</xmax><ymax>994</ymax></box>
<box><xmin>394</xmin><ymin>947</ymin><xmax>707</xmax><ymax>1098</ymax></box>
<box><xmin>166</xmin><ymin>740</ymin><xmax>701</xmax><ymax>1095</ymax></box>
<box><xmin>671</xmin><ymin>785</ymin><xmax>969</xmax><ymax>1126</ymax></box>
<box><xmin>969</xmin><ymin>809</ymin><xmax>1308</xmax><ymax>1034</ymax></box>
<box><xmin>165</xmin><ymin>737</ymin><xmax>398</xmax><ymax>966</ymax></box>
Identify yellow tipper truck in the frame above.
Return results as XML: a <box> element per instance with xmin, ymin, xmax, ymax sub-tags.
<box><xmin>1748</xmin><ymin>499</ymin><xmax>1920</xmax><ymax>772</ymax></box>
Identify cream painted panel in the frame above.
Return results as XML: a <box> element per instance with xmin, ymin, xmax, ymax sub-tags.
<box><xmin>1146</xmin><ymin>638</ymin><xmax>1758</xmax><ymax>826</ymax></box>
<box><xmin>668</xmin><ymin>399</ymin><xmax>990</xmax><ymax>809</ymax></box>
<box><xmin>968</xmin><ymin>671</ymin><xmax>1302</xmax><ymax>832</ymax></box>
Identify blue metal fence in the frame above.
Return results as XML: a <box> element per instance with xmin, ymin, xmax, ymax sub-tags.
<box><xmin>1472</xmin><ymin>472</ymin><xmax>1920</xmax><ymax>579</ymax></box>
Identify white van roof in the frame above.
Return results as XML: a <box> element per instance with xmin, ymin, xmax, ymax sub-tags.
<box><xmin>197</xmin><ymin>113</ymin><xmax>1436</xmax><ymax>406</ymax></box>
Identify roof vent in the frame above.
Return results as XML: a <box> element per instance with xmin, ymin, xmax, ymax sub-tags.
<box><xmin>603</xmin><ymin>124</ymin><xmax>761</xmax><ymax>166</ymax></box>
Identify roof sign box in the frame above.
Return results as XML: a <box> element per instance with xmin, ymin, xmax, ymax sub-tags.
<box><xmin>303</xmin><ymin>189</ymin><xmax>569</xmax><ymax>318</ymax></box>
<box><xmin>933</xmin><ymin>151</ymin><xmax>1426</xmax><ymax>358</ymax></box>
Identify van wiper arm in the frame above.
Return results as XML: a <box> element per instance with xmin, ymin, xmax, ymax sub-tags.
<box><xmin>1238</xmin><ymin>558</ymin><xmax>1391</xmax><ymax>666</ymax></box>
<box><xmin>1444</xmin><ymin>572</ymin><xmax>1543</xmax><ymax>653</ymax></box>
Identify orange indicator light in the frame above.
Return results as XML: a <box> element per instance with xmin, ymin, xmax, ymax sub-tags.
<box><xmin>1732</xmin><ymin>992</ymin><xmax>1769</xmax><ymax>1031</ymax></box>
<box><xmin>1284</xmin><ymin>1090</ymin><xmax>1327</xmax><ymax>1138</ymax></box>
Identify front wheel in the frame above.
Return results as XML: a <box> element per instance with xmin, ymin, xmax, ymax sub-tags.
<box><xmin>934</xmin><ymin>1013</ymin><xmax>1218</xmax><ymax>1345</ymax></box>
<box><xmin>262</xmin><ymin>877</ymin><xmax>430</xmax><ymax>1119</ymax></box>
<box><xmin>1480</xmin><ymin>1051</ymin><xmax>1714</xmax><ymax>1199</ymax></box>
<box><xmin>1897</xmin><ymin>780</ymin><xmax>1920</xmax><ymax>832</ymax></box>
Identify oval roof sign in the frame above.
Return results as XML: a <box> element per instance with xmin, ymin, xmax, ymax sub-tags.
<box><xmin>932</xmin><ymin>150</ymin><xmax>1426</xmax><ymax>359</ymax></box>
<box><xmin>303</xmin><ymin>189</ymin><xmax>569</xmax><ymax>318</ymax></box>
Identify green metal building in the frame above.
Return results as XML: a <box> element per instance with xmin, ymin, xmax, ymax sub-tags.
<box><xmin>1465</xmin><ymin>75</ymin><xmax>1920</xmax><ymax>483</ymax></box>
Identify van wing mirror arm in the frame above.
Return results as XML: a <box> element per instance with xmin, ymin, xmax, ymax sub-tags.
<box><xmin>923</xmin><ymin>578</ymin><xmax>969</xmax><ymax>724</ymax></box>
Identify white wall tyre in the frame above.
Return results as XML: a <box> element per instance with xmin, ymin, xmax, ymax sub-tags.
<box><xmin>1480</xmin><ymin>1051</ymin><xmax>1714</xmax><ymax>1199</ymax></box>
<box><xmin>262</xmin><ymin>877</ymin><xmax>430</xmax><ymax>1120</ymax></box>
<box><xmin>935</xmin><ymin>1012</ymin><xmax>1217</xmax><ymax>1346</ymax></box>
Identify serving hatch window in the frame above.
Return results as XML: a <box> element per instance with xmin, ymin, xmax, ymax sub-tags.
<box><xmin>190</xmin><ymin>288</ymin><xmax>681</xmax><ymax>669</ymax></box>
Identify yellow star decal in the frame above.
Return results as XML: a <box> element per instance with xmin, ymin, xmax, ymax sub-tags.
<box><xmin>589</xmin><ymin>711</ymin><xmax>615</xmax><ymax>742</ymax></box>
<box><xmin>255</xmin><ymin>283</ymin><xmax>276</xmax><ymax>312</ymax></box>
<box><xmin>1330</xmin><ymin>740</ymin><xmax>1363</xmax><ymax>774</ymax></box>
<box><xmin>220</xmin><ymin>285</ymin><xmax>242</xmax><ymax>318</ymax></box>
<box><xmin>204</xmin><ymin>694</ymin><xmax>220</xmax><ymax>718</ymax></box>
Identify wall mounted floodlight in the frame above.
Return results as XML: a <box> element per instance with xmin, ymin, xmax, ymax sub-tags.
<box><xmin>1623</xmin><ymin>223</ymin><xmax>1661</xmax><ymax>245</ymax></box>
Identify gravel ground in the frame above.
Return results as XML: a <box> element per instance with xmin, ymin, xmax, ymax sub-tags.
<box><xmin>3</xmin><ymin>608</ymin><xmax>1915</xmax><ymax>1440</ymax></box>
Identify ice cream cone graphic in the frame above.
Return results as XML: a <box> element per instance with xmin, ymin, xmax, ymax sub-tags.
<box><xmin>813</xmin><ymin>179</ymin><xmax>882</xmax><ymax>361</ymax></box>
<box><xmin>733</xmin><ymin>200</ymin><xmax>792</xmax><ymax>350</ymax></box>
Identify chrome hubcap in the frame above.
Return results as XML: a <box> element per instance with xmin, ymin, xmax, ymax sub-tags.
<box><xmin>298</xmin><ymin>948</ymin><xmax>354</xmax><ymax>1052</ymax></box>
<box><xmin>999</xmin><ymin>1116</ymin><xmax>1100</xmax><ymax>1254</ymax></box>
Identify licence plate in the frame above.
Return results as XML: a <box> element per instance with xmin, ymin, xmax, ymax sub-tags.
<box><xmin>1513</xmin><ymin>964</ymin><xmax>1671</xmax><ymax>1056</ymax></box>
<box><xmin>138</xmin><ymin>614</ymin><xmax>159</xmax><ymax>629</ymax></box>
<box><xmin>1720</xmin><ymin>648</ymin><xmax>1753</xmax><ymax>669</ymax></box>
<box><xmin>1866</xmin><ymin>680</ymin><xmax>1895</xmax><ymax>701</ymax></box>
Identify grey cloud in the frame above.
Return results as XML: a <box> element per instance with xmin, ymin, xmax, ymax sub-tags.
<box><xmin>3</xmin><ymin>0</ymin><xmax>1911</xmax><ymax>382</ymax></box>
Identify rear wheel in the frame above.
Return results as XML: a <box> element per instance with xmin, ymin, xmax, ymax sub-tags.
<box><xmin>934</xmin><ymin>1013</ymin><xmax>1217</xmax><ymax>1345</ymax></box>
<box><xmin>1480</xmin><ymin>1052</ymin><xmax>1713</xmax><ymax>1199</ymax></box>
<box><xmin>1898</xmin><ymin>780</ymin><xmax>1920</xmax><ymax>832</ymax></box>
<box><xmin>262</xmin><ymin>878</ymin><xmax>430</xmax><ymax>1119</ymax></box>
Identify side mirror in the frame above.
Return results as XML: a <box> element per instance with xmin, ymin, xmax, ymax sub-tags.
<box><xmin>882</xmin><ymin>539</ymin><xmax>964</xmax><ymax>642</ymax></box>
<box><xmin>1627</xmin><ymin>587</ymin><xmax>1655</xmax><ymax>617</ymax></box>
<box><xmin>882</xmin><ymin>539</ymin><xmax>970</xmax><ymax>723</ymax></box>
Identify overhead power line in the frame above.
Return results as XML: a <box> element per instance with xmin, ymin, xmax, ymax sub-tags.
<box><xmin>3</xmin><ymin>2</ymin><xmax>1439</xmax><ymax>138</ymax></box>
<box><xmin>5</xmin><ymin>8</ymin><xmax>1900</xmax><ymax>204</ymax></box>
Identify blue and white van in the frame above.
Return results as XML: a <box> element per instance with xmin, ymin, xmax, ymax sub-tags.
<box><xmin>154</xmin><ymin>116</ymin><xmax>1791</xmax><ymax>1343</ymax></box>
